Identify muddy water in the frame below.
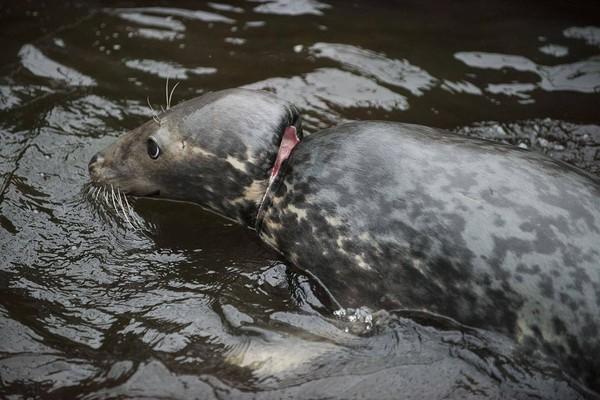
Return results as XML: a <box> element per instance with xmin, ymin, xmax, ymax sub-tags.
<box><xmin>1</xmin><ymin>1</ymin><xmax>600</xmax><ymax>398</ymax></box>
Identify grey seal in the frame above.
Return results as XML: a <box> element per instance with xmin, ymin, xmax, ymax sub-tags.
<box><xmin>88</xmin><ymin>88</ymin><xmax>600</xmax><ymax>392</ymax></box>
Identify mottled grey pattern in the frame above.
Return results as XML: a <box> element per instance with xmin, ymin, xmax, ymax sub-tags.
<box><xmin>90</xmin><ymin>89</ymin><xmax>600</xmax><ymax>392</ymax></box>
<box><xmin>256</xmin><ymin>121</ymin><xmax>600</xmax><ymax>389</ymax></box>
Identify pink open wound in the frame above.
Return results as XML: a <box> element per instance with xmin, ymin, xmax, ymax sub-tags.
<box><xmin>270</xmin><ymin>126</ymin><xmax>300</xmax><ymax>183</ymax></box>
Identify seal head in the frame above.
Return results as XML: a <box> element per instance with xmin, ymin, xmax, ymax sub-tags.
<box><xmin>88</xmin><ymin>89</ymin><xmax>302</xmax><ymax>227</ymax></box>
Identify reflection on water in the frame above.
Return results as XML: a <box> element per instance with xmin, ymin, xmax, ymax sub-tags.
<box><xmin>124</xmin><ymin>59</ymin><xmax>217</xmax><ymax>79</ymax></box>
<box><xmin>455</xmin><ymin>52</ymin><xmax>600</xmax><ymax>97</ymax></box>
<box><xmin>19</xmin><ymin>44</ymin><xmax>96</xmax><ymax>87</ymax></box>
<box><xmin>1</xmin><ymin>0</ymin><xmax>599</xmax><ymax>398</ymax></box>
<box><xmin>252</xmin><ymin>0</ymin><xmax>330</xmax><ymax>16</ymax></box>
<box><xmin>245</xmin><ymin>68</ymin><xmax>410</xmax><ymax>130</ymax></box>
<box><xmin>309</xmin><ymin>42</ymin><xmax>438</xmax><ymax>96</ymax></box>
<box><xmin>564</xmin><ymin>26</ymin><xmax>600</xmax><ymax>48</ymax></box>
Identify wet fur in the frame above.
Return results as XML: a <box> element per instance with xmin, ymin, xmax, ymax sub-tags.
<box><xmin>89</xmin><ymin>89</ymin><xmax>600</xmax><ymax>391</ymax></box>
<box><xmin>257</xmin><ymin>121</ymin><xmax>600</xmax><ymax>390</ymax></box>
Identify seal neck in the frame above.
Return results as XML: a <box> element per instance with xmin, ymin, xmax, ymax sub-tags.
<box><xmin>254</xmin><ymin>125</ymin><xmax>301</xmax><ymax>230</ymax></box>
<box><xmin>194</xmin><ymin>99</ymin><xmax>303</xmax><ymax>230</ymax></box>
<box><xmin>269</xmin><ymin>126</ymin><xmax>301</xmax><ymax>185</ymax></box>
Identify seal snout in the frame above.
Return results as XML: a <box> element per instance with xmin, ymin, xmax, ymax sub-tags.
<box><xmin>88</xmin><ymin>152</ymin><xmax>105</xmax><ymax>181</ymax></box>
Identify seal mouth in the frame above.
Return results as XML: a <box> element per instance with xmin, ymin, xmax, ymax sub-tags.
<box><xmin>83</xmin><ymin>183</ymin><xmax>144</xmax><ymax>229</ymax></box>
<box><xmin>143</xmin><ymin>190</ymin><xmax>161</xmax><ymax>197</ymax></box>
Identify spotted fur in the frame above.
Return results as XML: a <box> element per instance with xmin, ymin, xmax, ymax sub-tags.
<box><xmin>257</xmin><ymin>122</ymin><xmax>600</xmax><ymax>390</ymax></box>
<box><xmin>90</xmin><ymin>91</ymin><xmax>600</xmax><ymax>391</ymax></box>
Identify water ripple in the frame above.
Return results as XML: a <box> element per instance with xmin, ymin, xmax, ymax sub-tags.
<box><xmin>18</xmin><ymin>45</ymin><xmax>95</xmax><ymax>87</ymax></box>
<box><xmin>251</xmin><ymin>0</ymin><xmax>330</xmax><ymax>16</ymax></box>
<box><xmin>455</xmin><ymin>51</ymin><xmax>600</xmax><ymax>94</ymax></box>
<box><xmin>564</xmin><ymin>26</ymin><xmax>600</xmax><ymax>48</ymax></box>
<box><xmin>125</xmin><ymin>59</ymin><xmax>217</xmax><ymax>80</ymax></box>
<box><xmin>245</xmin><ymin>68</ymin><xmax>409</xmax><ymax>131</ymax></box>
<box><xmin>113</xmin><ymin>6</ymin><xmax>235</xmax><ymax>25</ymax></box>
<box><xmin>309</xmin><ymin>42</ymin><xmax>438</xmax><ymax>96</ymax></box>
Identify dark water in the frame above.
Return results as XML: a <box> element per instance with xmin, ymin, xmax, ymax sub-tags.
<box><xmin>1</xmin><ymin>1</ymin><xmax>600</xmax><ymax>398</ymax></box>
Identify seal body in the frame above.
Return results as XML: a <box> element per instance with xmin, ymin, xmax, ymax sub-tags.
<box><xmin>256</xmin><ymin>121</ymin><xmax>600</xmax><ymax>388</ymax></box>
<box><xmin>89</xmin><ymin>90</ymin><xmax>600</xmax><ymax>391</ymax></box>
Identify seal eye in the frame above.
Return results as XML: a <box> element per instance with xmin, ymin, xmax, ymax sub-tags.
<box><xmin>147</xmin><ymin>138</ymin><xmax>161</xmax><ymax>160</ymax></box>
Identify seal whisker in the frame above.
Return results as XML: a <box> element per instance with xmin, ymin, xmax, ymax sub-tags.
<box><xmin>107</xmin><ymin>185</ymin><xmax>113</xmax><ymax>209</ymax></box>
<box><xmin>116</xmin><ymin>190</ymin><xmax>134</xmax><ymax>228</ymax></box>
<box><xmin>121</xmin><ymin>192</ymin><xmax>135</xmax><ymax>216</ymax></box>
<box><xmin>100</xmin><ymin>186</ymin><xmax>107</xmax><ymax>206</ymax></box>
<box><xmin>103</xmin><ymin>186</ymin><xmax>109</xmax><ymax>205</ymax></box>
<box><xmin>105</xmin><ymin>188</ymin><xmax>111</xmax><ymax>212</ymax></box>
<box><xmin>122</xmin><ymin>193</ymin><xmax>140</xmax><ymax>227</ymax></box>
<box><xmin>94</xmin><ymin>186</ymin><xmax>101</xmax><ymax>202</ymax></box>
<box><xmin>168</xmin><ymin>81</ymin><xmax>180</xmax><ymax>110</ymax></box>
<box><xmin>85</xmin><ymin>183</ymin><xmax>148</xmax><ymax>233</ymax></box>
<box><xmin>113</xmin><ymin>189</ymin><xmax>128</xmax><ymax>226</ymax></box>
<box><xmin>165</xmin><ymin>76</ymin><xmax>170</xmax><ymax>111</ymax></box>
<box><xmin>122</xmin><ymin>194</ymin><xmax>142</xmax><ymax>229</ymax></box>
<box><xmin>89</xmin><ymin>185</ymin><xmax>97</xmax><ymax>201</ymax></box>
<box><xmin>109</xmin><ymin>185</ymin><xmax>120</xmax><ymax>218</ymax></box>
<box><xmin>146</xmin><ymin>96</ymin><xmax>162</xmax><ymax>126</ymax></box>
<box><xmin>96</xmin><ymin>186</ymin><xmax>111</xmax><ymax>221</ymax></box>
<box><xmin>162</xmin><ymin>77</ymin><xmax>181</xmax><ymax>111</ymax></box>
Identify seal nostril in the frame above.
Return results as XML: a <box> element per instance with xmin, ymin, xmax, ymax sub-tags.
<box><xmin>89</xmin><ymin>154</ymin><xmax>99</xmax><ymax>167</ymax></box>
<box><xmin>88</xmin><ymin>153</ymin><xmax>105</xmax><ymax>177</ymax></box>
<box><xmin>89</xmin><ymin>153</ymin><xmax>105</xmax><ymax>167</ymax></box>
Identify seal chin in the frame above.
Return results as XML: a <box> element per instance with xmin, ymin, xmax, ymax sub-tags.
<box><xmin>145</xmin><ymin>190</ymin><xmax>161</xmax><ymax>197</ymax></box>
<box><xmin>89</xmin><ymin>177</ymin><xmax>160</xmax><ymax>198</ymax></box>
<box><xmin>116</xmin><ymin>185</ymin><xmax>161</xmax><ymax>198</ymax></box>
<box><xmin>131</xmin><ymin>189</ymin><xmax>160</xmax><ymax>198</ymax></box>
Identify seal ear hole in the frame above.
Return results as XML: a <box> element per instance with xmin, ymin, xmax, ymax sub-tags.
<box><xmin>147</xmin><ymin>138</ymin><xmax>161</xmax><ymax>160</ymax></box>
